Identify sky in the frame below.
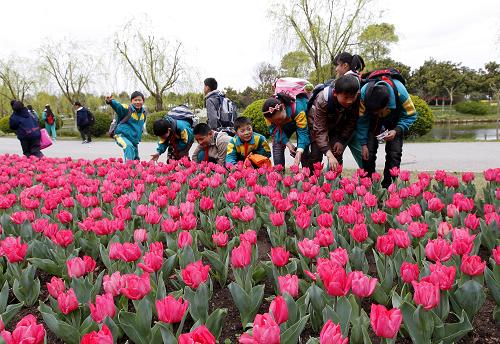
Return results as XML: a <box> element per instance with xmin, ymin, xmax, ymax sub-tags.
<box><xmin>0</xmin><ymin>0</ymin><xmax>499</xmax><ymax>94</ymax></box>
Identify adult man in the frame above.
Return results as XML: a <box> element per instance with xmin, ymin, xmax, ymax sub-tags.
<box><xmin>74</xmin><ymin>101</ymin><xmax>93</xmax><ymax>144</ymax></box>
<box><xmin>191</xmin><ymin>123</ymin><xmax>231</xmax><ymax>165</ymax></box>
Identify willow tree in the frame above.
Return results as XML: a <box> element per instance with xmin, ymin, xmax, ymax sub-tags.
<box><xmin>271</xmin><ymin>0</ymin><xmax>371</xmax><ymax>83</ymax></box>
<box><xmin>114</xmin><ymin>22</ymin><xmax>182</xmax><ymax>111</ymax></box>
<box><xmin>0</xmin><ymin>57</ymin><xmax>37</xmax><ymax>102</ymax></box>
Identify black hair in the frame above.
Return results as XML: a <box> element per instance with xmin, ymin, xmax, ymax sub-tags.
<box><xmin>335</xmin><ymin>75</ymin><xmax>360</xmax><ymax>95</ymax></box>
<box><xmin>193</xmin><ymin>123</ymin><xmax>211</xmax><ymax>136</ymax></box>
<box><xmin>27</xmin><ymin>105</ymin><xmax>33</xmax><ymax>111</ymax></box>
<box><xmin>364</xmin><ymin>84</ymin><xmax>390</xmax><ymax>112</ymax></box>
<box><xmin>74</xmin><ymin>101</ymin><xmax>82</xmax><ymax>107</ymax></box>
<box><xmin>261</xmin><ymin>92</ymin><xmax>294</xmax><ymax>118</ymax></box>
<box><xmin>334</xmin><ymin>52</ymin><xmax>365</xmax><ymax>73</ymax></box>
<box><xmin>234</xmin><ymin>116</ymin><xmax>252</xmax><ymax>130</ymax></box>
<box><xmin>130</xmin><ymin>91</ymin><xmax>145</xmax><ymax>101</ymax></box>
<box><xmin>152</xmin><ymin>118</ymin><xmax>173</xmax><ymax>137</ymax></box>
<box><xmin>204</xmin><ymin>78</ymin><xmax>218</xmax><ymax>91</ymax></box>
<box><xmin>45</xmin><ymin>105</ymin><xmax>53</xmax><ymax>116</ymax></box>
<box><xmin>11</xmin><ymin>100</ymin><xmax>24</xmax><ymax>112</ymax></box>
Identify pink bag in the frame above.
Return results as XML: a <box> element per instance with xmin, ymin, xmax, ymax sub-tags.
<box><xmin>273</xmin><ymin>77</ymin><xmax>310</xmax><ymax>99</ymax></box>
<box><xmin>40</xmin><ymin>129</ymin><xmax>53</xmax><ymax>150</ymax></box>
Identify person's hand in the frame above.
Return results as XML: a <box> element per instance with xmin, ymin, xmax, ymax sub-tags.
<box><xmin>150</xmin><ymin>153</ymin><xmax>160</xmax><ymax>162</ymax></box>
<box><xmin>287</xmin><ymin>142</ymin><xmax>297</xmax><ymax>157</ymax></box>
<box><xmin>384</xmin><ymin>130</ymin><xmax>397</xmax><ymax>142</ymax></box>
<box><xmin>105</xmin><ymin>95</ymin><xmax>113</xmax><ymax>104</ymax></box>
<box><xmin>326</xmin><ymin>150</ymin><xmax>339</xmax><ymax>171</ymax></box>
<box><xmin>333</xmin><ymin>142</ymin><xmax>344</xmax><ymax>155</ymax></box>
<box><xmin>293</xmin><ymin>150</ymin><xmax>303</xmax><ymax>166</ymax></box>
<box><xmin>361</xmin><ymin>145</ymin><xmax>369</xmax><ymax>160</ymax></box>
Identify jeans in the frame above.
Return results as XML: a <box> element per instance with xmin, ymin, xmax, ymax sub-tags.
<box><xmin>20</xmin><ymin>137</ymin><xmax>43</xmax><ymax>158</ymax></box>
<box><xmin>45</xmin><ymin>123</ymin><xmax>56</xmax><ymax>139</ymax></box>
<box><xmin>79</xmin><ymin>125</ymin><xmax>92</xmax><ymax>142</ymax></box>
<box><xmin>362</xmin><ymin>131</ymin><xmax>403</xmax><ymax>188</ymax></box>
<box><xmin>114</xmin><ymin>134</ymin><xmax>139</xmax><ymax>161</ymax></box>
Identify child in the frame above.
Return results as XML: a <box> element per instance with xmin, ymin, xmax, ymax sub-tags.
<box><xmin>334</xmin><ymin>52</ymin><xmax>365</xmax><ymax>167</ymax></box>
<box><xmin>9</xmin><ymin>100</ymin><xmax>43</xmax><ymax>158</ymax></box>
<box><xmin>306</xmin><ymin>75</ymin><xmax>361</xmax><ymax>171</ymax></box>
<box><xmin>226</xmin><ymin>116</ymin><xmax>271</xmax><ymax>167</ymax></box>
<box><xmin>261</xmin><ymin>93</ymin><xmax>310</xmax><ymax>167</ymax></box>
<box><xmin>357</xmin><ymin>78</ymin><xmax>418</xmax><ymax>188</ymax></box>
<box><xmin>106</xmin><ymin>91</ymin><xmax>146</xmax><ymax>161</ymax></box>
<box><xmin>151</xmin><ymin>109</ymin><xmax>194</xmax><ymax>162</ymax></box>
<box><xmin>191</xmin><ymin>123</ymin><xmax>231</xmax><ymax>165</ymax></box>
<box><xmin>42</xmin><ymin>104</ymin><xmax>57</xmax><ymax>141</ymax></box>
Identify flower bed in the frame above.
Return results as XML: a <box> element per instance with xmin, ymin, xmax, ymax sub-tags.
<box><xmin>0</xmin><ymin>154</ymin><xmax>499</xmax><ymax>344</ymax></box>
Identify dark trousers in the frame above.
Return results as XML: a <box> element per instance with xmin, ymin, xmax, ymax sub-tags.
<box><xmin>79</xmin><ymin>125</ymin><xmax>92</xmax><ymax>142</ymax></box>
<box><xmin>302</xmin><ymin>140</ymin><xmax>345</xmax><ymax>171</ymax></box>
<box><xmin>19</xmin><ymin>137</ymin><xmax>43</xmax><ymax>158</ymax></box>
<box><xmin>362</xmin><ymin>131</ymin><xmax>403</xmax><ymax>188</ymax></box>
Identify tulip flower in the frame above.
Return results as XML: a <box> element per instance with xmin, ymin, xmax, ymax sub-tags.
<box><xmin>412</xmin><ymin>280</ymin><xmax>440</xmax><ymax>310</ymax></box>
<box><xmin>120</xmin><ymin>273</ymin><xmax>151</xmax><ymax>300</ymax></box>
<box><xmin>179</xmin><ymin>325</ymin><xmax>216</xmax><ymax>344</ymax></box>
<box><xmin>320</xmin><ymin>320</ymin><xmax>348</xmax><ymax>344</ymax></box>
<box><xmin>278</xmin><ymin>274</ymin><xmax>299</xmax><ymax>298</ymax></box>
<box><xmin>57</xmin><ymin>288</ymin><xmax>79</xmax><ymax>315</ymax></box>
<box><xmin>231</xmin><ymin>241</ymin><xmax>252</xmax><ymax>268</ymax></box>
<box><xmin>181</xmin><ymin>261</ymin><xmax>210</xmax><ymax>289</ymax></box>
<box><xmin>370</xmin><ymin>304</ymin><xmax>402</xmax><ymax>339</ymax></box>
<box><xmin>350</xmin><ymin>271</ymin><xmax>377</xmax><ymax>298</ymax></box>
<box><xmin>90</xmin><ymin>293</ymin><xmax>116</xmax><ymax>323</ymax></box>
<box><xmin>80</xmin><ymin>325</ymin><xmax>113</xmax><ymax>344</ymax></box>
<box><xmin>461</xmin><ymin>255</ymin><xmax>486</xmax><ymax>276</ymax></box>
<box><xmin>269</xmin><ymin>296</ymin><xmax>288</xmax><ymax>325</ymax></box>
<box><xmin>156</xmin><ymin>295</ymin><xmax>189</xmax><ymax>324</ymax></box>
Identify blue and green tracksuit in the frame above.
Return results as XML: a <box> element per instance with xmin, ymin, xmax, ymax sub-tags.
<box><xmin>265</xmin><ymin>97</ymin><xmax>310</xmax><ymax>166</ymax></box>
<box><xmin>42</xmin><ymin>111</ymin><xmax>57</xmax><ymax>139</ymax></box>
<box><xmin>156</xmin><ymin>117</ymin><xmax>194</xmax><ymax>160</ymax></box>
<box><xmin>226</xmin><ymin>133</ymin><xmax>271</xmax><ymax>165</ymax></box>
<box><xmin>356</xmin><ymin>79</ymin><xmax>418</xmax><ymax>187</ymax></box>
<box><xmin>110</xmin><ymin>100</ymin><xmax>146</xmax><ymax>161</ymax></box>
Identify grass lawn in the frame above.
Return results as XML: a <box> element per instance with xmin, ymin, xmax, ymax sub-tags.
<box><xmin>431</xmin><ymin>105</ymin><xmax>500</xmax><ymax>122</ymax></box>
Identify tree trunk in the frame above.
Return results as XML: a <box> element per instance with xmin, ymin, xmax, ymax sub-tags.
<box><xmin>155</xmin><ymin>94</ymin><xmax>163</xmax><ymax>112</ymax></box>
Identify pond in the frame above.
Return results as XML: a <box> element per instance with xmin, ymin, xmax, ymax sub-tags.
<box><xmin>420</xmin><ymin>121</ymin><xmax>500</xmax><ymax>141</ymax></box>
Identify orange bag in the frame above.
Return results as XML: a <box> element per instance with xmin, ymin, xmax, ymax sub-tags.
<box><xmin>245</xmin><ymin>153</ymin><xmax>272</xmax><ymax>168</ymax></box>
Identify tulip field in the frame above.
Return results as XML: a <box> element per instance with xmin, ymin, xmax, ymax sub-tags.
<box><xmin>0</xmin><ymin>154</ymin><xmax>499</xmax><ymax>344</ymax></box>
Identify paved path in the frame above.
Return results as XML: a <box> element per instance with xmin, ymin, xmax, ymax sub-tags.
<box><xmin>1</xmin><ymin>137</ymin><xmax>499</xmax><ymax>172</ymax></box>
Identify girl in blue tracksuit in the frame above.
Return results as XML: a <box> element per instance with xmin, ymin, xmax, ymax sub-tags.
<box><xmin>261</xmin><ymin>93</ymin><xmax>310</xmax><ymax>167</ymax></box>
<box><xmin>106</xmin><ymin>91</ymin><xmax>146</xmax><ymax>161</ymax></box>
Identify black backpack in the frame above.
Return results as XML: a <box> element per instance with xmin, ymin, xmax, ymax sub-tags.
<box><xmin>166</xmin><ymin>105</ymin><xmax>198</xmax><ymax>127</ymax></box>
<box><xmin>361</xmin><ymin>68</ymin><xmax>405</xmax><ymax>114</ymax></box>
<box><xmin>306</xmin><ymin>80</ymin><xmax>337</xmax><ymax>115</ymax></box>
<box><xmin>87</xmin><ymin>109</ymin><xmax>95</xmax><ymax>126</ymax></box>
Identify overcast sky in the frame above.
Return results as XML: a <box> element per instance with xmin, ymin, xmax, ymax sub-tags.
<box><xmin>1</xmin><ymin>0</ymin><xmax>499</xmax><ymax>93</ymax></box>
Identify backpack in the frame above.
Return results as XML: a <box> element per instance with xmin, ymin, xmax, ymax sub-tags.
<box><xmin>87</xmin><ymin>109</ymin><xmax>95</xmax><ymax>126</ymax></box>
<box><xmin>167</xmin><ymin>104</ymin><xmax>198</xmax><ymax>127</ymax></box>
<box><xmin>215</xmin><ymin>127</ymin><xmax>236</xmax><ymax>137</ymax></box>
<box><xmin>46</xmin><ymin>112</ymin><xmax>55</xmax><ymax>125</ymax></box>
<box><xmin>306</xmin><ymin>80</ymin><xmax>336</xmax><ymax>115</ymax></box>
<box><xmin>361</xmin><ymin>68</ymin><xmax>405</xmax><ymax>116</ymax></box>
<box><xmin>274</xmin><ymin>77</ymin><xmax>310</xmax><ymax>99</ymax></box>
<box><xmin>216</xmin><ymin>95</ymin><xmax>237</xmax><ymax>128</ymax></box>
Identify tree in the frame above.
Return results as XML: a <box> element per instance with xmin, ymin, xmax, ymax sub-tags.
<box><xmin>114</xmin><ymin>22</ymin><xmax>182</xmax><ymax>111</ymax></box>
<box><xmin>271</xmin><ymin>0</ymin><xmax>371</xmax><ymax>83</ymax></box>
<box><xmin>280</xmin><ymin>51</ymin><xmax>312</xmax><ymax>78</ymax></box>
<box><xmin>254</xmin><ymin>62</ymin><xmax>279</xmax><ymax>97</ymax></box>
<box><xmin>364</xmin><ymin>57</ymin><xmax>412</xmax><ymax>90</ymax></box>
<box><xmin>0</xmin><ymin>57</ymin><xmax>37</xmax><ymax>102</ymax></box>
<box><xmin>358</xmin><ymin>23</ymin><xmax>398</xmax><ymax>63</ymax></box>
<box><xmin>39</xmin><ymin>41</ymin><xmax>96</xmax><ymax>106</ymax></box>
<box><xmin>483</xmin><ymin>61</ymin><xmax>500</xmax><ymax>99</ymax></box>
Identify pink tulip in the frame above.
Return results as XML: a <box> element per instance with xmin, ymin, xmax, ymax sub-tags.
<box><xmin>298</xmin><ymin>238</ymin><xmax>320</xmax><ymax>259</ymax></box>
<box><xmin>412</xmin><ymin>280</ymin><xmax>440</xmax><ymax>310</ymax></box>
<box><xmin>57</xmin><ymin>288</ymin><xmax>79</xmax><ymax>315</ymax></box>
<box><xmin>120</xmin><ymin>273</ymin><xmax>151</xmax><ymax>300</ymax></box>
<box><xmin>156</xmin><ymin>295</ymin><xmax>189</xmax><ymax>323</ymax></box>
<box><xmin>90</xmin><ymin>293</ymin><xmax>116</xmax><ymax>323</ymax></box>
<box><xmin>350</xmin><ymin>271</ymin><xmax>377</xmax><ymax>298</ymax></box>
<box><xmin>320</xmin><ymin>320</ymin><xmax>348</xmax><ymax>344</ymax></box>
<box><xmin>271</xmin><ymin>247</ymin><xmax>290</xmax><ymax>267</ymax></box>
<box><xmin>370</xmin><ymin>304</ymin><xmax>402</xmax><ymax>339</ymax></box>
<box><xmin>461</xmin><ymin>255</ymin><xmax>486</xmax><ymax>276</ymax></box>
<box><xmin>269</xmin><ymin>296</ymin><xmax>288</xmax><ymax>325</ymax></box>
<box><xmin>278</xmin><ymin>274</ymin><xmax>299</xmax><ymax>298</ymax></box>
<box><xmin>181</xmin><ymin>261</ymin><xmax>210</xmax><ymax>289</ymax></box>
<box><xmin>231</xmin><ymin>241</ymin><xmax>252</xmax><ymax>268</ymax></box>
<box><xmin>400</xmin><ymin>262</ymin><xmax>419</xmax><ymax>284</ymax></box>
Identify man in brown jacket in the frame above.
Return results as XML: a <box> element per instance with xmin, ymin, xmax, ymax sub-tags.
<box><xmin>305</xmin><ymin>75</ymin><xmax>360</xmax><ymax>171</ymax></box>
<box><xmin>191</xmin><ymin>123</ymin><xmax>231</xmax><ymax>165</ymax></box>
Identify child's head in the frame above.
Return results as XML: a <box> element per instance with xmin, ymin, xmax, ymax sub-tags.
<box><xmin>261</xmin><ymin>93</ymin><xmax>294</xmax><ymax>123</ymax></box>
<box><xmin>153</xmin><ymin>118</ymin><xmax>173</xmax><ymax>141</ymax></box>
<box><xmin>10</xmin><ymin>100</ymin><xmax>24</xmax><ymax>112</ymax></box>
<box><xmin>130</xmin><ymin>91</ymin><xmax>145</xmax><ymax>110</ymax></box>
<box><xmin>73</xmin><ymin>101</ymin><xmax>82</xmax><ymax>110</ymax></box>
<box><xmin>203</xmin><ymin>78</ymin><xmax>218</xmax><ymax>95</ymax></box>
<box><xmin>364</xmin><ymin>84</ymin><xmax>390</xmax><ymax>116</ymax></box>
<box><xmin>234</xmin><ymin>116</ymin><xmax>253</xmax><ymax>142</ymax></box>
<box><xmin>333</xmin><ymin>75</ymin><xmax>360</xmax><ymax>108</ymax></box>
<box><xmin>193</xmin><ymin>123</ymin><xmax>214</xmax><ymax>148</ymax></box>
<box><xmin>334</xmin><ymin>52</ymin><xmax>365</xmax><ymax>77</ymax></box>
<box><xmin>27</xmin><ymin>105</ymin><xmax>33</xmax><ymax>111</ymax></box>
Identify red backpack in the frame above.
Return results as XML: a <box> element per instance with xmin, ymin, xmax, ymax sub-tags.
<box><xmin>46</xmin><ymin>112</ymin><xmax>55</xmax><ymax>125</ymax></box>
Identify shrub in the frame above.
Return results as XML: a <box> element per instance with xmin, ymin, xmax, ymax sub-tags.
<box><xmin>0</xmin><ymin>116</ymin><xmax>12</xmax><ymax>134</ymax></box>
<box><xmin>38</xmin><ymin>114</ymin><xmax>63</xmax><ymax>130</ymax></box>
<box><xmin>145</xmin><ymin>112</ymin><xmax>166</xmax><ymax>136</ymax></box>
<box><xmin>455</xmin><ymin>101</ymin><xmax>490</xmax><ymax>115</ymax></box>
<box><xmin>241</xmin><ymin>99</ymin><xmax>268</xmax><ymax>137</ymax></box>
<box><xmin>407</xmin><ymin>95</ymin><xmax>434</xmax><ymax>138</ymax></box>
<box><xmin>91</xmin><ymin>112</ymin><xmax>113</xmax><ymax>137</ymax></box>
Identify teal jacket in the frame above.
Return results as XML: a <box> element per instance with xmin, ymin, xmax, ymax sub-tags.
<box><xmin>357</xmin><ymin>80</ymin><xmax>417</xmax><ymax>145</ymax></box>
<box><xmin>42</xmin><ymin>111</ymin><xmax>56</xmax><ymax>124</ymax></box>
<box><xmin>265</xmin><ymin>97</ymin><xmax>310</xmax><ymax>150</ymax></box>
<box><xmin>226</xmin><ymin>133</ymin><xmax>271</xmax><ymax>165</ymax></box>
<box><xmin>110</xmin><ymin>100</ymin><xmax>146</xmax><ymax>145</ymax></box>
<box><xmin>156</xmin><ymin>117</ymin><xmax>194</xmax><ymax>155</ymax></box>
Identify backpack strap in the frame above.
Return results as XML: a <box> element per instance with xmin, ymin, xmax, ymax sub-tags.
<box><xmin>324</xmin><ymin>86</ymin><xmax>336</xmax><ymax>115</ymax></box>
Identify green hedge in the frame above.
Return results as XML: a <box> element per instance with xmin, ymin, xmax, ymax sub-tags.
<box><xmin>0</xmin><ymin>116</ymin><xmax>12</xmax><ymax>134</ymax></box>
<box><xmin>92</xmin><ymin>112</ymin><xmax>113</xmax><ymax>137</ymax></box>
<box><xmin>145</xmin><ymin>112</ymin><xmax>166</xmax><ymax>136</ymax></box>
<box><xmin>241</xmin><ymin>99</ymin><xmax>268</xmax><ymax>137</ymax></box>
<box><xmin>454</xmin><ymin>101</ymin><xmax>490</xmax><ymax>115</ymax></box>
<box><xmin>407</xmin><ymin>95</ymin><xmax>434</xmax><ymax>138</ymax></box>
